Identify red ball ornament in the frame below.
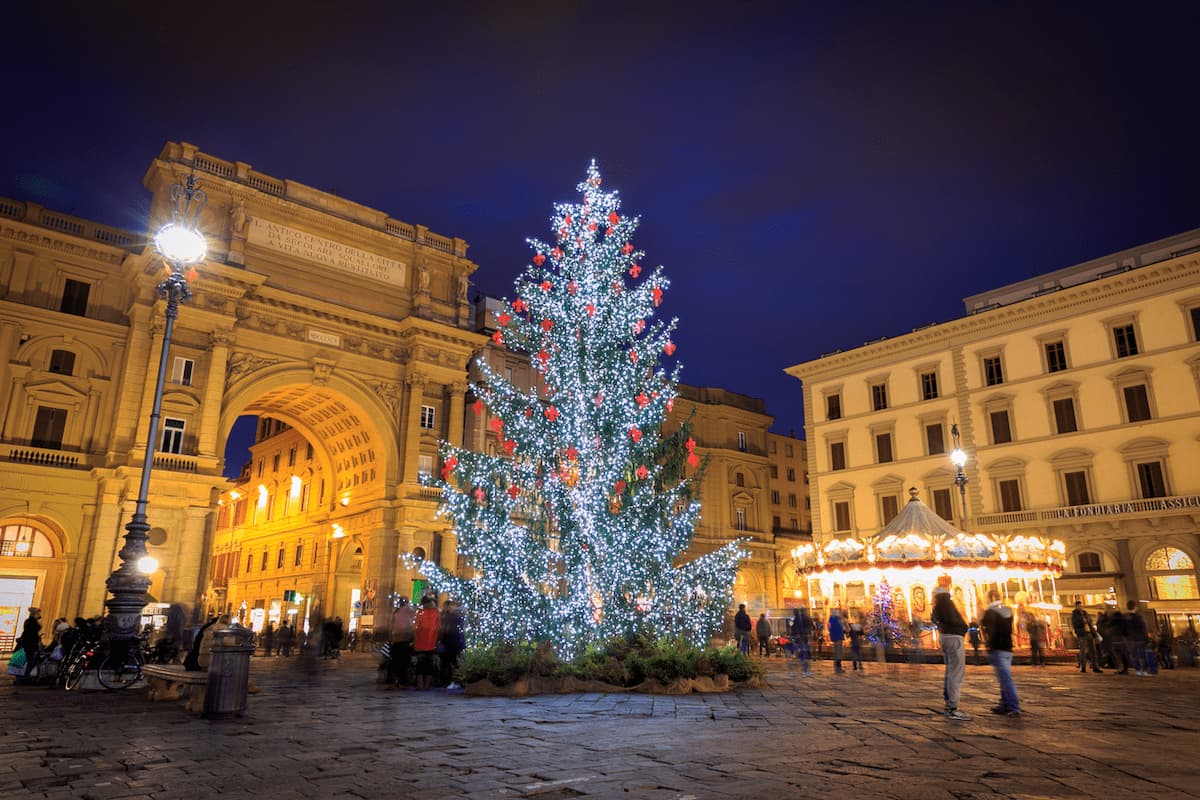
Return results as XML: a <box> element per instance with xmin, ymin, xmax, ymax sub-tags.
<box><xmin>594</xmin><ymin>391</ymin><xmax>604</xmax><ymax>407</ymax></box>
<box><xmin>564</xmin><ymin>215</ymin><xmax>573</xmax><ymax>225</ymax></box>
<box><xmin>685</xmin><ymin>436</ymin><xmax>696</xmax><ymax>452</ymax></box>
<box><xmin>473</xmin><ymin>487</ymin><xmax>487</xmax><ymax>504</ymax></box>
<box><xmin>663</xmin><ymin>341</ymin><xmax>676</xmax><ymax>356</ymax></box>
<box><xmin>629</xmin><ymin>427</ymin><xmax>642</xmax><ymax>443</ymax></box>
<box><xmin>666</xmin><ymin>398</ymin><xmax>674</xmax><ymax>412</ymax></box>
<box><xmin>687</xmin><ymin>453</ymin><xmax>700</xmax><ymax>468</ymax></box>
<box><xmin>622</xmin><ymin>242</ymin><xmax>634</xmax><ymax>255</ymax></box>
<box><xmin>588</xmin><ymin>222</ymin><xmax>598</xmax><ymax>231</ymax></box>
<box><xmin>633</xmin><ymin>320</ymin><xmax>646</xmax><ymax>335</ymax></box>
<box><xmin>537</xmin><ymin>349</ymin><xmax>550</xmax><ymax>363</ymax></box>
<box><xmin>652</xmin><ymin>287</ymin><xmax>663</xmax><ymax>307</ymax></box>
<box><xmin>498</xmin><ymin>312</ymin><xmax>512</xmax><ymax>326</ymax></box>
<box><xmin>540</xmin><ymin>280</ymin><xmax>553</xmax><ymax>292</ymax></box>
<box><xmin>441</xmin><ymin>454</ymin><xmax>458</xmax><ymax>479</ymax></box>
<box><xmin>533</xmin><ymin>253</ymin><xmax>546</xmax><ymax>266</ymax></box>
<box><xmin>564</xmin><ymin>445</ymin><xmax>579</xmax><ymax>461</ymax></box>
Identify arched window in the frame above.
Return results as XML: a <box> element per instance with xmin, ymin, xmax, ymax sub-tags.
<box><xmin>0</xmin><ymin>525</ymin><xmax>55</xmax><ymax>558</ymax></box>
<box><xmin>1145</xmin><ymin>547</ymin><xmax>1198</xmax><ymax>600</ymax></box>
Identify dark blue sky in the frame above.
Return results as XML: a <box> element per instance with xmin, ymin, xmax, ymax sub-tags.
<box><xmin>5</xmin><ymin>1</ymin><xmax>1200</xmax><ymax>441</ymax></box>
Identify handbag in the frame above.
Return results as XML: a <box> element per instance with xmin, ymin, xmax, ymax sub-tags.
<box><xmin>7</xmin><ymin>649</ymin><xmax>27</xmax><ymax>675</ymax></box>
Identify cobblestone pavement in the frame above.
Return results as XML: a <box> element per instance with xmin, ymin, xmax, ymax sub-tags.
<box><xmin>1</xmin><ymin>653</ymin><xmax>1197</xmax><ymax>800</ymax></box>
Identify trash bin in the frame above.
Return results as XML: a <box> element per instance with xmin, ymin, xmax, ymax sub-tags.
<box><xmin>203</xmin><ymin>624</ymin><xmax>255</xmax><ymax>720</ymax></box>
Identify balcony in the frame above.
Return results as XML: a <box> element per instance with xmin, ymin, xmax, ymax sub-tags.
<box><xmin>975</xmin><ymin>494</ymin><xmax>1200</xmax><ymax>528</ymax></box>
<box><xmin>153</xmin><ymin>453</ymin><xmax>200</xmax><ymax>473</ymax></box>
<box><xmin>3</xmin><ymin>444</ymin><xmax>87</xmax><ymax>469</ymax></box>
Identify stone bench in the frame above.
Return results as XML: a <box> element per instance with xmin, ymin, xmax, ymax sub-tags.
<box><xmin>142</xmin><ymin>664</ymin><xmax>207</xmax><ymax>713</ymax></box>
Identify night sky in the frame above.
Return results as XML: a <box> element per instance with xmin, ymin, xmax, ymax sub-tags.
<box><xmin>5</xmin><ymin>2</ymin><xmax>1200</xmax><ymax>443</ymax></box>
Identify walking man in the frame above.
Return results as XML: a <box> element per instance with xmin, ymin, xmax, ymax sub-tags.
<box><xmin>1070</xmin><ymin>601</ymin><xmax>1102</xmax><ymax>673</ymax></box>
<box><xmin>828</xmin><ymin>608</ymin><xmax>846</xmax><ymax>674</ymax></box>
<box><xmin>734</xmin><ymin>604</ymin><xmax>752</xmax><ymax>655</ymax></box>
<box><xmin>931</xmin><ymin>577</ymin><xmax>970</xmax><ymax>721</ymax></box>
<box><xmin>794</xmin><ymin>607</ymin><xmax>814</xmax><ymax>676</ymax></box>
<box><xmin>981</xmin><ymin>590</ymin><xmax>1020</xmax><ymax>717</ymax></box>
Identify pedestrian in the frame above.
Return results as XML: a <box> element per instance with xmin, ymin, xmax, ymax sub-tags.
<box><xmin>14</xmin><ymin>607</ymin><xmax>43</xmax><ymax>682</ymax></box>
<box><xmin>1070</xmin><ymin>601</ymin><xmax>1102</xmax><ymax>673</ymax></box>
<box><xmin>439</xmin><ymin>599</ymin><xmax>466</xmax><ymax>688</ymax></box>
<box><xmin>794</xmin><ymin>607</ymin><xmax>814</xmax><ymax>676</ymax></box>
<box><xmin>756</xmin><ymin>613</ymin><xmax>772</xmax><ymax>657</ymax></box>
<box><xmin>413</xmin><ymin>596</ymin><xmax>441</xmax><ymax>690</ymax></box>
<box><xmin>389</xmin><ymin>598</ymin><xmax>416</xmax><ymax>687</ymax></box>
<box><xmin>981</xmin><ymin>591</ymin><xmax>1020</xmax><ymax>717</ymax></box>
<box><xmin>848</xmin><ymin>612</ymin><xmax>865</xmax><ymax>672</ymax></box>
<box><xmin>262</xmin><ymin>621</ymin><xmax>275</xmax><ymax>657</ymax></box>
<box><xmin>828</xmin><ymin>609</ymin><xmax>845</xmax><ymax>673</ymax></box>
<box><xmin>1125</xmin><ymin>601</ymin><xmax>1149</xmax><ymax>676</ymax></box>
<box><xmin>1027</xmin><ymin>614</ymin><xmax>1046</xmax><ymax>667</ymax></box>
<box><xmin>930</xmin><ymin>577</ymin><xmax>970</xmax><ymax>721</ymax></box>
<box><xmin>967</xmin><ymin>621</ymin><xmax>982</xmax><ymax>665</ymax></box>
<box><xmin>277</xmin><ymin>621</ymin><xmax>295</xmax><ymax>657</ymax></box>
<box><xmin>183</xmin><ymin>614</ymin><xmax>219</xmax><ymax>671</ymax></box>
<box><xmin>734</xmin><ymin>604</ymin><xmax>752</xmax><ymax>655</ymax></box>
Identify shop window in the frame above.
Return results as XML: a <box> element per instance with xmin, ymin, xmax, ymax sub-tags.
<box><xmin>1077</xmin><ymin>552</ymin><xmax>1102</xmax><ymax>573</ymax></box>
<box><xmin>49</xmin><ymin>349</ymin><xmax>76</xmax><ymax>376</ymax></box>
<box><xmin>60</xmin><ymin>278</ymin><xmax>90</xmax><ymax>316</ymax></box>
<box><xmin>1146</xmin><ymin>547</ymin><xmax>1199</xmax><ymax>600</ymax></box>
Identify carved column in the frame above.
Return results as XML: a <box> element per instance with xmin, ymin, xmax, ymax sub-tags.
<box><xmin>198</xmin><ymin>330</ymin><xmax>233</xmax><ymax>457</ymax></box>
<box><xmin>402</xmin><ymin>373</ymin><xmax>427</xmax><ymax>484</ymax></box>
<box><xmin>0</xmin><ymin>322</ymin><xmax>19</xmax><ymax>437</ymax></box>
<box><xmin>446</xmin><ymin>381</ymin><xmax>467</xmax><ymax>450</ymax></box>
<box><xmin>439</xmin><ymin>528</ymin><xmax>458</xmax><ymax>574</ymax></box>
<box><xmin>134</xmin><ymin>315</ymin><xmax>167</xmax><ymax>451</ymax></box>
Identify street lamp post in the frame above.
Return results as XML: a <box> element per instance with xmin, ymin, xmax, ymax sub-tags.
<box><xmin>104</xmin><ymin>175</ymin><xmax>207</xmax><ymax>645</ymax></box>
<box><xmin>950</xmin><ymin>423</ymin><xmax>969</xmax><ymax>532</ymax></box>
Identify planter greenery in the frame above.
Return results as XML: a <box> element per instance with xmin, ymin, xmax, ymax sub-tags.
<box><xmin>456</xmin><ymin>636</ymin><xmax>762</xmax><ymax>696</ymax></box>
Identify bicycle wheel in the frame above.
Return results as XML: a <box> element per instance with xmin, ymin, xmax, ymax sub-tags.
<box><xmin>97</xmin><ymin>649</ymin><xmax>143</xmax><ymax>689</ymax></box>
<box><xmin>63</xmin><ymin>650</ymin><xmax>93</xmax><ymax>691</ymax></box>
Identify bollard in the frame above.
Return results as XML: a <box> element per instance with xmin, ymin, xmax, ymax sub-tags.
<box><xmin>203</xmin><ymin>624</ymin><xmax>256</xmax><ymax>720</ymax></box>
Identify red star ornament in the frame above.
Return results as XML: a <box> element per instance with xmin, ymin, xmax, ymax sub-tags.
<box><xmin>652</xmin><ymin>287</ymin><xmax>663</xmax><ymax>307</ymax></box>
<box><xmin>633</xmin><ymin>319</ymin><xmax>645</xmax><ymax>335</ymax></box>
<box><xmin>588</xmin><ymin>222</ymin><xmax>597</xmax><ymax>231</ymax></box>
<box><xmin>472</xmin><ymin>399</ymin><xmax>484</xmax><ymax>415</ymax></box>
<box><xmin>491</xmin><ymin>330</ymin><xmax>503</xmax><ymax>344</ymax></box>
<box><xmin>636</xmin><ymin>393</ymin><xmax>650</xmax><ymax>408</ymax></box>
<box><xmin>489</xmin><ymin>418</ymin><xmax>503</xmax><ymax>433</ymax></box>
<box><xmin>629</xmin><ymin>263</ymin><xmax>641</xmax><ymax>278</ymax></box>
<box><xmin>502</xmin><ymin>439</ymin><xmax>516</xmax><ymax>455</ymax></box>
<box><xmin>687</xmin><ymin>453</ymin><xmax>700</xmax><ymax>468</ymax></box>
<box><xmin>498</xmin><ymin>312</ymin><xmax>512</xmax><ymax>326</ymax></box>
<box><xmin>567</xmin><ymin>281</ymin><xmax>577</xmax><ymax>295</ymax></box>
<box><xmin>533</xmin><ymin>253</ymin><xmax>546</xmax><ymax>266</ymax></box>
<box><xmin>564</xmin><ymin>215</ymin><xmax>572</xmax><ymax>225</ymax></box>
<box><xmin>586</xmin><ymin>303</ymin><xmax>596</xmax><ymax>317</ymax></box>
<box><xmin>614</xmin><ymin>479</ymin><xmax>627</xmax><ymax>494</ymax></box>
<box><xmin>666</xmin><ymin>398</ymin><xmax>674</xmax><ymax>412</ymax></box>
<box><xmin>663</xmin><ymin>341</ymin><xmax>676</xmax><ymax>355</ymax></box>
<box><xmin>440</xmin><ymin>455</ymin><xmax>458</xmax><ymax>479</ymax></box>
<box><xmin>540</xmin><ymin>280</ymin><xmax>553</xmax><ymax>292</ymax></box>
<box><xmin>507</xmin><ymin>485</ymin><xmax>521</xmax><ymax>500</ymax></box>
<box><xmin>636</xmin><ymin>464</ymin><xmax>649</xmax><ymax>480</ymax></box>
<box><xmin>622</xmin><ymin>242</ymin><xmax>634</xmax><ymax>255</ymax></box>
<box><xmin>685</xmin><ymin>437</ymin><xmax>696</xmax><ymax>452</ymax></box>
<box><xmin>537</xmin><ymin>349</ymin><xmax>550</xmax><ymax>364</ymax></box>
<box><xmin>564</xmin><ymin>445</ymin><xmax>579</xmax><ymax>461</ymax></box>
<box><xmin>524</xmin><ymin>408</ymin><xmax>533</xmax><ymax>417</ymax></box>
<box><xmin>541</xmin><ymin>319</ymin><xmax>554</xmax><ymax>331</ymax></box>
<box><xmin>544</xmin><ymin>405</ymin><xmax>560</xmax><ymax>422</ymax></box>
<box><xmin>608</xmin><ymin>211</ymin><xmax>620</xmax><ymax>225</ymax></box>
<box><xmin>473</xmin><ymin>486</ymin><xmax>486</xmax><ymax>503</ymax></box>
<box><xmin>630</xmin><ymin>427</ymin><xmax>642</xmax><ymax>443</ymax></box>
<box><xmin>630</xmin><ymin>350</ymin><xmax>638</xmax><ymax>363</ymax></box>
<box><xmin>513</xmin><ymin>298</ymin><xmax>528</xmax><ymax>313</ymax></box>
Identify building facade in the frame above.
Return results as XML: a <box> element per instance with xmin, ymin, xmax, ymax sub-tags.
<box><xmin>787</xmin><ymin>230</ymin><xmax>1200</xmax><ymax>637</ymax></box>
<box><xmin>0</xmin><ymin>142</ymin><xmax>482</xmax><ymax>646</ymax></box>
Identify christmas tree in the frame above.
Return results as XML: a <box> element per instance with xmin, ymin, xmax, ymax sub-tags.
<box><xmin>866</xmin><ymin>580</ymin><xmax>904</xmax><ymax>647</ymax></box>
<box><xmin>417</xmin><ymin>162</ymin><xmax>746</xmax><ymax>659</ymax></box>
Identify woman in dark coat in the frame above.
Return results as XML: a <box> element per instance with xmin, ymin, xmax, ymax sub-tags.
<box><xmin>16</xmin><ymin>607</ymin><xmax>43</xmax><ymax>678</ymax></box>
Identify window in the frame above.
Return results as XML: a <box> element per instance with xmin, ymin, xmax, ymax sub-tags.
<box><xmin>875</xmin><ymin>432</ymin><xmax>893</xmax><ymax>463</ymax></box>
<box><xmin>735</xmin><ymin>472</ymin><xmax>745</xmax><ymax>487</ymax></box>
<box><xmin>260</xmin><ymin>550</ymin><xmax>269</xmax><ymax>571</ymax></box>
<box><xmin>420</xmin><ymin>405</ymin><xmax>436</xmax><ymax>429</ymax></box>
<box><xmin>769</xmin><ymin>465</ymin><xmax>778</xmax><ymax>479</ymax></box>
<box><xmin>870</xmin><ymin>382</ymin><xmax>888</xmax><ymax>411</ymax></box>
<box><xmin>784</xmin><ymin>444</ymin><xmax>793</xmax><ymax>457</ymax></box>
<box><xmin>826</xmin><ymin>393</ymin><xmax>842</xmax><ymax>421</ymax></box>
<box><xmin>1124</xmin><ymin>385</ymin><xmax>1151</xmax><ymax>422</ymax></box>
<box><xmin>790</xmin><ymin>518</ymin><xmax>799</xmax><ymax>531</ymax></box>
<box><xmin>932</xmin><ymin>488</ymin><xmax>953</xmax><ymax>521</ymax></box>
<box><xmin>247</xmin><ymin>554</ymin><xmax>254</xmax><ymax>573</ymax></box>
<box><xmin>772</xmin><ymin>515</ymin><xmax>781</xmax><ymax>530</ymax></box>
<box><xmin>788</xmin><ymin>493</ymin><xmax>797</xmax><ymax>508</ymax></box>
<box><xmin>770</xmin><ymin>490</ymin><xmax>780</xmax><ymax>504</ymax></box>
<box><xmin>1064</xmin><ymin>470</ymin><xmax>1091</xmax><ymax>506</ymax></box>
<box><xmin>833</xmin><ymin>501</ymin><xmax>851</xmax><ymax>531</ymax></box>
<box><xmin>277</xmin><ymin>548</ymin><xmax>285</xmax><ymax>569</ymax></box>
<box><xmin>983</xmin><ymin>356</ymin><xmax>1004</xmax><ymax>386</ymax></box>
<box><xmin>998</xmin><ymin>479</ymin><xmax>1022</xmax><ymax>512</ymax></box>
<box><xmin>272</xmin><ymin>453</ymin><xmax>280</xmax><ymax>473</ymax></box>
<box><xmin>1045</xmin><ymin>341</ymin><xmax>1068</xmax><ymax>373</ymax></box>
<box><xmin>1191</xmin><ymin>307</ymin><xmax>1200</xmax><ymax>341</ymax></box>
<box><xmin>257</xmin><ymin>460</ymin><xmax>264</xmax><ymax>478</ymax></box>
<box><xmin>769</xmin><ymin>440</ymin><xmax>777</xmax><ymax>454</ymax></box>
<box><xmin>418</xmin><ymin>454</ymin><xmax>434</xmax><ymax>481</ymax></box>
<box><xmin>830</xmin><ymin>441</ymin><xmax>846</xmax><ymax>471</ymax></box>
<box><xmin>1136</xmin><ymin>461</ymin><xmax>1167</xmax><ymax>498</ymax></box>
<box><xmin>1078</xmin><ymin>552</ymin><xmax>1102</xmax><ymax>573</ymax></box>
<box><xmin>990</xmin><ymin>410</ymin><xmax>1012</xmax><ymax>444</ymax></box>
<box><xmin>1113</xmin><ymin>324</ymin><xmax>1138</xmax><ymax>358</ymax></box>
<box><xmin>306</xmin><ymin>443</ymin><xmax>314</xmax><ymax>460</ymax></box>
<box><xmin>31</xmin><ymin>406</ymin><xmax>67</xmax><ymax>449</ymax></box>
<box><xmin>1146</xmin><ymin>547</ymin><xmax>1199</xmax><ymax>600</ymax></box>
<box><xmin>60</xmin><ymin>278</ymin><xmax>90</xmax><ymax>316</ymax></box>
<box><xmin>170</xmin><ymin>357</ymin><xmax>194</xmax><ymax>386</ymax></box>
<box><xmin>804</xmin><ymin>497</ymin><xmax>810</xmax><ymax>510</ymax></box>
<box><xmin>737</xmin><ymin>431</ymin><xmax>747</xmax><ymax>451</ymax></box>
<box><xmin>925</xmin><ymin>423</ymin><xmax>945</xmax><ymax>455</ymax></box>
<box><xmin>49</xmin><ymin>349</ymin><xmax>75</xmax><ymax>375</ymax></box>
<box><xmin>1053</xmin><ymin>398</ymin><xmax>1078</xmax><ymax>434</ymax></box>
<box><xmin>735</xmin><ymin>508</ymin><xmax>746</xmax><ymax>531</ymax></box>
<box><xmin>161</xmin><ymin>418</ymin><xmax>185</xmax><ymax>454</ymax></box>
<box><xmin>786</xmin><ymin>468</ymin><xmax>796</xmax><ymax>482</ymax></box>
<box><xmin>294</xmin><ymin>543</ymin><xmax>304</xmax><ymax>566</ymax></box>
<box><xmin>880</xmin><ymin>495</ymin><xmax>899</xmax><ymax>524</ymax></box>
<box><xmin>920</xmin><ymin>371</ymin><xmax>939</xmax><ymax>401</ymax></box>
<box><xmin>288</xmin><ymin>447</ymin><xmax>297</xmax><ymax>467</ymax></box>
<box><xmin>300</xmin><ymin>483</ymin><xmax>311</xmax><ymax>512</ymax></box>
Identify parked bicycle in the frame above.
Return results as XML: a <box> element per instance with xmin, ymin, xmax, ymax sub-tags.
<box><xmin>57</xmin><ymin>622</ymin><xmax>144</xmax><ymax>690</ymax></box>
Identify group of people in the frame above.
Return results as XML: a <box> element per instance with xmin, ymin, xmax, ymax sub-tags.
<box><xmin>1071</xmin><ymin>599</ymin><xmax>1176</xmax><ymax>675</ymax></box>
<box><xmin>931</xmin><ymin>582</ymin><xmax>1021</xmax><ymax>719</ymax></box>
<box><xmin>387</xmin><ymin>596</ymin><xmax>465</xmax><ymax>690</ymax></box>
<box><xmin>256</xmin><ymin>620</ymin><xmax>300</xmax><ymax>657</ymax></box>
<box><xmin>734</xmin><ymin>604</ymin><xmax>868</xmax><ymax>676</ymax></box>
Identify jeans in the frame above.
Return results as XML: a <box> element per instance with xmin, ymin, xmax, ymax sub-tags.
<box><xmin>831</xmin><ymin>640</ymin><xmax>844</xmax><ymax>671</ymax></box>
<box><xmin>941</xmin><ymin>634</ymin><xmax>965</xmax><ymax>710</ymax></box>
<box><xmin>796</xmin><ymin>640</ymin><xmax>811</xmax><ymax>673</ymax></box>
<box><xmin>988</xmin><ymin>650</ymin><xmax>1019</xmax><ymax>712</ymax></box>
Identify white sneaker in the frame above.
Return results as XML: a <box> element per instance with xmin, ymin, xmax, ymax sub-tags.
<box><xmin>945</xmin><ymin>709</ymin><xmax>972</xmax><ymax>721</ymax></box>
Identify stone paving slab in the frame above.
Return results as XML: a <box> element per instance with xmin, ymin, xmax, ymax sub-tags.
<box><xmin>1</xmin><ymin>655</ymin><xmax>1198</xmax><ymax>799</ymax></box>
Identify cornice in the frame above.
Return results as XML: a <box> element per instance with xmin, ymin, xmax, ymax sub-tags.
<box><xmin>0</xmin><ymin>221</ymin><xmax>128</xmax><ymax>266</ymax></box>
<box><xmin>788</xmin><ymin>256</ymin><xmax>1200</xmax><ymax>382</ymax></box>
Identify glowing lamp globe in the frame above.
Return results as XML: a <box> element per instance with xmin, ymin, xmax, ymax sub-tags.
<box><xmin>154</xmin><ymin>222</ymin><xmax>207</xmax><ymax>265</ymax></box>
<box><xmin>137</xmin><ymin>555</ymin><xmax>159</xmax><ymax>574</ymax></box>
<box><xmin>950</xmin><ymin>448</ymin><xmax>967</xmax><ymax>468</ymax></box>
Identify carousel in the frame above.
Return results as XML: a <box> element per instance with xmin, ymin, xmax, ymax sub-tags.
<box><xmin>792</xmin><ymin>488</ymin><xmax>1067</xmax><ymax>649</ymax></box>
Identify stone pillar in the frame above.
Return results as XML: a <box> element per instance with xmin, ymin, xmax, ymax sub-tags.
<box><xmin>439</xmin><ymin>528</ymin><xmax>458</xmax><ymax>573</ymax></box>
<box><xmin>0</xmin><ymin>321</ymin><xmax>18</xmax><ymax>399</ymax></box>
<box><xmin>446</xmin><ymin>381</ymin><xmax>467</xmax><ymax>450</ymax></box>
<box><xmin>198</xmin><ymin>330</ymin><xmax>233</xmax><ymax>458</ymax></box>
<box><xmin>1115</xmin><ymin>538</ymin><xmax>1138</xmax><ymax>606</ymax></box>
<box><xmin>402</xmin><ymin>373</ymin><xmax>427</xmax><ymax>484</ymax></box>
<box><xmin>134</xmin><ymin>316</ymin><xmax>167</xmax><ymax>452</ymax></box>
